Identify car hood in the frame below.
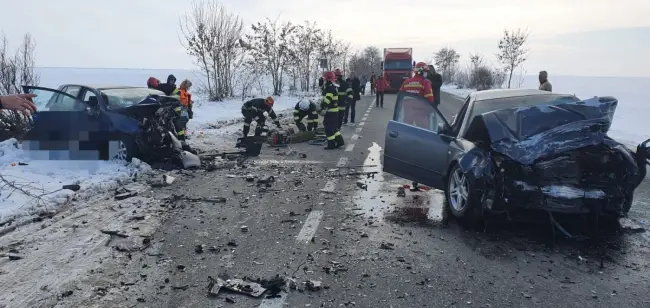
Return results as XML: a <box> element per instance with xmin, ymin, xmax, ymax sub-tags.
<box><xmin>467</xmin><ymin>96</ymin><xmax>618</xmax><ymax>165</ymax></box>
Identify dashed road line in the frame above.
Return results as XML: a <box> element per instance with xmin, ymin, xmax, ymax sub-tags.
<box><xmin>295</xmin><ymin>210</ymin><xmax>324</xmax><ymax>243</ymax></box>
<box><xmin>320</xmin><ymin>179</ymin><xmax>337</xmax><ymax>193</ymax></box>
<box><xmin>356</xmin><ymin>127</ymin><xmax>363</xmax><ymax>132</ymax></box>
<box><xmin>337</xmin><ymin>156</ymin><xmax>348</xmax><ymax>167</ymax></box>
<box><xmin>345</xmin><ymin>144</ymin><xmax>355</xmax><ymax>152</ymax></box>
<box><xmin>258</xmin><ymin>294</ymin><xmax>287</xmax><ymax>308</ymax></box>
<box><xmin>351</xmin><ymin>134</ymin><xmax>359</xmax><ymax>140</ymax></box>
<box><xmin>359</xmin><ymin>122</ymin><xmax>365</xmax><ymax>126</ymax></box>
<box><xmin>361</xmin><ymin>116</ymin><xmax>367</xmax><ymax>121</ymax></box>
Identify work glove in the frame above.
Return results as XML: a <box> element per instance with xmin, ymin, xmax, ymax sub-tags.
<box><xmin>188</xmin><ymin>108</ymin><xmax>194</xmax><ymax>119</ymax></box>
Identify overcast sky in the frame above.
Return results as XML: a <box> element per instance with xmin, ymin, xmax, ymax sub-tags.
<box><xmin>4</xmin><ymin>0</ymin><xmax>649</xmax><ymax>77</ymax></box>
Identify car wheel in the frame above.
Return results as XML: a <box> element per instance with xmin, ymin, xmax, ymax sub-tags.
<box><xmin>113</xmin><ymin>137</ymin><xmax>138</xmax><ymax>162</ymax></box>
<box><xmin>445</xmin><ymin>164</ymin><xmax>482</xmax><ymax>224</ymax></box>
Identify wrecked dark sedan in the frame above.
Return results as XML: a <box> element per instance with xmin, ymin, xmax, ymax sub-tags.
<box><xmin>384</xmin><ymin>89</ymin><xmax>649</xmax><ymax>223</ymax></box>
<box><xmin>20</xmin><ymin>85</ymin><xmax>200</xmax><ymax>168</ymax></box>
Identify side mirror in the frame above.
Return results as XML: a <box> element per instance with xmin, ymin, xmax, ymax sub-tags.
<box><xmin>437</xmin><ymin>121</ymin><xmax>447</xmax><ymax>134</ymax></box>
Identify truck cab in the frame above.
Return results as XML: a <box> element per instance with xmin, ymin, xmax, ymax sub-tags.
<box><xmin>381</xmin><ymin>48</ymin><xmax>414</xmax><ymax>93</ymax></box>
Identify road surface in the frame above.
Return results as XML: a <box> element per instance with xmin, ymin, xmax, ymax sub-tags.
<box><xmin>40</xmin><ymin>92</ymin><xmax>650</xmax><ymax>307</ymax></box>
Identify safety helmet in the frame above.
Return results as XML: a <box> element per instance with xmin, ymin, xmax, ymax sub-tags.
<box><xmin>323</xmin><ymin>71</ymin><xmax>336</xmax><ymax>82</ymax></box>
<box><xmin>413</xmin><ymin>62</ymin><xmax>429</xmax><ymax>75</ymax></box>
<box><xmin>298</xmin><ymin>100</ymin><xmax>310</xmax><ymax>111</ymax></box>
<box><xmin>264</xmin><ymin>96</ymin><xmax>275</xmax><ymax>107</ymax></box>
<box><xmin>334</xmin><ymin>68</ymin><xmax>343</xmax><ymax>77</ymax></box>
<box><xmin>147</xmin><ymin>77</ymin><xmax>159</xmax><ymax>88</ymax></box>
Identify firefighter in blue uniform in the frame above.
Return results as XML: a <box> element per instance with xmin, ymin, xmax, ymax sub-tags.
<box><xmin>294</xmin><ymin>100</ymin><xmax>319</xmax><ymax>132</ymax></box>
<box><xmin>334</xmin><ymin>69</ymin><xmax>354</xmax><ymax>128</ymax></box>
<box><xmin>321</xmin><ymin>71</ymin><xmax>345</xmax><ymax>149</ymax></box>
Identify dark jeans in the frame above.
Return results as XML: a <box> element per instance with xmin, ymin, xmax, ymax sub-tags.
<box><xmin>375</xmin><ymin>92</ymin><xmax>384</xmax><ymax>107</ymax></box>
<box><xmin>370</xmin><ymin>86</ymin><xmax>375</xmax><ymax>95</ymax></box>
<box><xmin>434</xmin><ymin>88</ymin><xmax>441</xmax><ymax>106</ymax></box>
<box><xmin>345</xmin><ymin>100</ymin><xmax>356</xmax><ymax>123</ymax></box>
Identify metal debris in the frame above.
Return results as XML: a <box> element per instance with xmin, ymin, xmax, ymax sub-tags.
<box><xmin>208</xmin><ymin>277</ymin><xmax>266</xmax><ymax>298</ymax></box>
<box><xmin>304</xmin><ymin>280</ymin><xmax>323</xmax><ymax>291</ymax></box>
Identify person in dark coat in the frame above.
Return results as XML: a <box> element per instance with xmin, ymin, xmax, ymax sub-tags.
<box><xmin>427</xmin><ymin>65</ymin><xmax>443</xmax><ymax>106</ymax></box>
<box><xmin>346</xmin><ymin>76</ymin><xmax>361</xmax><ymax>125</ymax></box>
<box><xmin>370</xmin><ymin>73</ymin><xmax>377</xmax><ymax>95</ymax></box>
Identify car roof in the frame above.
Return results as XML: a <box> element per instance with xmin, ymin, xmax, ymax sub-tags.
<box><xmin>61</xmin><ymin>84</ymin><xmax>144</xmax><ymax>91</ymax></box>
<box><xmin>470</xmin><ymin>88</ymin><xmax>561</xmax><ymax>101</ymax></box>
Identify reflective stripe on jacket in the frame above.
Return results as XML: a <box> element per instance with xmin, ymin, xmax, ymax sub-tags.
<box><xmin>400</xmin><ymin>75</ymin><xmax>434</xmax><ymax>103</ymax></box>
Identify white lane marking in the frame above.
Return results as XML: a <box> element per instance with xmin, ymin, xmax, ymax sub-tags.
<box><xmin>356</xmin><ymin>127</ymin><xmax>363</xmax><ymax>132</ymax></box>
<box><xmin>320</xmin><ymin>179</ymin><xmax>337</xmax><ymax>193</ymax></box>
<box><xmin>296</xmin><ymin>210</ymin><xmax>324</xmax><ymax>243</ymax></box>
<box><xmin>345</xmin><ymin>144</ymin><xmax>355</xmax><ymax>152</ymax></box>
<box><xmin>351</xmin><ymin>134</ymin><xmax>359</xmax><ymax>140</ymax></box>
<box><xmin>254</xmin><ymin>159</ymin><xmax>324</xmax><ymax>165</ymax></box>
<box><xmin>361</xmin><ymin>117</ymin><xmax>367</xmax><ymax>121</ymax></box>
<box><xmin>359</xmin><ymin>122</ymin><xmax>365</xmax><ymax>126</ymax></box>
<box><xmin>337</xmin><ymin>156</ymin><xmax>348</xmax><ymax>167</ymax></box>
<box><xmin>364</xmin><ymin>113</ymin><xmax>369</xmax><ymax>117</ymax></box>
<box><xmin>258</xmin><ymin>292</ymin><xmax>288</xmax><ymax>308</ymax></box>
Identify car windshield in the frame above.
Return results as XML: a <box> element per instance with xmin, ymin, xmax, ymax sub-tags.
<box><xmin>100</xmin><ymin>88</ymin><xmax>165</xmax><ymax>109</ymax></box>
<box><xmin>468</xmin><ymin>94</ymin><xmax>580</xmax><ymax>121</ymax></box>
<box><xmin>383</xmin><ymin>59</ymin><xmax>412</xmax><ymax>70</ymax></box>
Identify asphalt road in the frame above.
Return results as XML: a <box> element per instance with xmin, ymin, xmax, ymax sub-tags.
<box><xmin>106</xmin><ymin>91</ymin><xmax>650</xmax><ymax>308</ymax></box>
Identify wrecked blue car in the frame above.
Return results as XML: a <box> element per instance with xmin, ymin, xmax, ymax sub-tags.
<box><xmin>21</xmin><ymin>85</ymin><xmax>200</xmax><ymax>168</ymax></box>
<box><xmin>383</xmin><ymin>89</ymin><xmax>649</xmax><ymax>224</ymax></box>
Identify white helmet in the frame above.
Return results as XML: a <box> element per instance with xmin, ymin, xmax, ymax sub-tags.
<box><xmin>298</xmin><ymin>100</ymin><xmax>310</xmax><ymax>111</ymax></box>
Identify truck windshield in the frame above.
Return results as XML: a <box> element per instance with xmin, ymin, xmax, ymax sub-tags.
<box><xmin>384</xmin><ymin>60</ymin><xmax>412</xmax><ymax>70</ymax></box>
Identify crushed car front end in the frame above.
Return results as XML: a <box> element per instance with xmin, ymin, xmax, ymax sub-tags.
<box><xmin>461</xmin><ymin>96</ymin><xmax>647</xmax><ymax>217</ymax></box>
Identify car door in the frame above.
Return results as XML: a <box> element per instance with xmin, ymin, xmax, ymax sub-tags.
<box><xmin>22</xmin><ymin>86</ymin><xmax>100</xmax><ymax>160</ymax></box>
<box><xmin>383</xmin><ymin>92</ymin><xmax>453</xmax><ymax>189</ymax></box>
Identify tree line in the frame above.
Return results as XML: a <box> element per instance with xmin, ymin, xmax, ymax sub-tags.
<box><xmin>432</xmin><ymin>28</ymin><xmax>529</xmax><ymax>91</ymax></box>
<box><xmin>180</xmin><ymin>0</ymin><xmax>382</xmax><ymax>100</ymax></box>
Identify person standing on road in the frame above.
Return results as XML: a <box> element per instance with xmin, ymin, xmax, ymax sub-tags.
<box><xmin>427</xmin><ymin>65</ymin><xmax>443</xmax><ymax>106</ymax></box>
<box><xmin>400</xmin><ymin>62</ymin><xmax>434</xmax><ymax>103</ymax></box>
<box><xmin>335</xmin><ymin>69</ymin><xmax>353</xmax><ymax>128</ymax></box>
<box><xmin>360</xmin><ymin>74</ymin><xmax>367</xmax><ymax>95</ymax></box>
<box><xmin>294</xmin><ymin>100</ymin><xmax>319</xmax><ymax>132</ymax></box>
<box><xmin>370</xmin><ymin>73</ymin><xmax>377</xmax><ymax>95</ymax></box>
<box><xmin>539</xmin><ymin>71</ymin><xmax>553</xmax><ymax>92</ymax></box>
<box><xmin>318</xmin><ymin>76</ymin><xmax>325</xmax><ymax>95</ymax></box>
<box><xmin>374</xmin><ymin>75</ymin><xmax>389</xmax><ymax>107</ymax></box>
<box><xmin>321</xmin><ymin>71</ymin><xmax>345</xmax><ymax>149</ymax></box>
<box><xmin>241</xmin><ymin>97</ymin><xmax>282</xmax><ymax>137</ymax></box>
<box><xmin>346</xmin><ymin>75</ymin><xmax>361</xmax><ymax>125</ymax></box>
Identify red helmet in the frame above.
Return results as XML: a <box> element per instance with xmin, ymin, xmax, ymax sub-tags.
<box><xmin>323</xmin><ymin>71</ymin><xmax>336</xmax><ymax>82</ymax></box>
<box><xmin>413</xmin><ymin>62</ymin><xmax>429</xmax><ymax>74</ymax></box>
<box><xmin>264</xmin><ymin>96</ymin><xmax>275</xmax><ymax>107</ymax></box>
<box><xmin>147</xmin><ymin>77</ymin><xmax>159</xmax><ymax>88</ymax></box>
<box><xmin>334</xmin><ymin>68</ymin><xmax>343</xmax><ymax>77</ymax></box>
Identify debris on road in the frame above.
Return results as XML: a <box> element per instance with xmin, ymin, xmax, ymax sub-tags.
<box><xmin>380</xmin><ymin>242</ymin><xmax>395</xmax><ymax>250</ymax></box>
<box><xmin>356</xmin><ymin>181</ymin><xmax>368</xmax><ymax>190</ymax></box>
<box><xmin>0</xmin><ymin>253</ymin><xmax>23</xmax><ymax>261</ymax></box>
<box><xmin>100</xmin><ymin>230</ymin><xmax>129</xmax><ymax>238</ymax></box>
<box><xmin>195</xmin><ymin>245</ymin><xmax>204</xmax><ymax>254</ymax></box>
<box><xmin>240</xmin><ymin>226</ymin><xmax>249</xmax><ymax>232</ymax></box>
<box><xmin>208</xmin><ymin>277</ymin><xmax>266</xmax><ymax>298</ymax></box>
<box><xmin>397</xmin><ymin>187</ymin><xmax>406</xmax><ymax>197</ymax></box>
<box><xmin>304</xmin><ymin>280</ymin><xmax>323</xmax><ymax>291</ymax></box>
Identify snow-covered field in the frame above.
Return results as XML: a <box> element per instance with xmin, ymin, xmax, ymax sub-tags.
<box><xmin>442</xmin><ymin>75</ymin><xmax>650</xmax><ymax>146</ymax></box>
<box><xmin>0</xmin><ymin>67</ymin><xmax>316</xmax><ymax>224</ymax></box>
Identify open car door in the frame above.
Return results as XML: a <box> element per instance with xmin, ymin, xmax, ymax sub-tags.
<box><xmin>383</xmin><ymin>91</ymin><xmax>452</xmax><ymax>189</ymax></box>
<box><xmin>21</xmin><ymin>86</ymin><xmax>108</xmax><ymax>160</ymax></box>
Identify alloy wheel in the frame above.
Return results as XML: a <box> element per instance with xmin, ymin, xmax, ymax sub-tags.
<box><xmin>448</xmin><ymin>168</ymin><xmax>469</xmax><ymax>212</ymax></box>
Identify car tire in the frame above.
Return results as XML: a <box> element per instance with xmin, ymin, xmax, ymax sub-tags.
<box><xmin>445</xmin><ymin>163</ymin><xmax>482</xmax><ymax>225</ymax></box>
<box><xmin>113</xmin><ymin>136</ymin><xmax>139</xmax><ymax>162</ymax></box>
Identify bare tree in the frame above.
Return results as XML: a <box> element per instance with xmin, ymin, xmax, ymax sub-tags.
<box><xmin>469</xmin><ymin>52</ymin><xmax>484</xmax><ymax>71</ymax></box>
<box><xmin>287</xmin><ymin>21</ymin><xmax>323</xmax><ymax>91</ymax></box>
<box><xmin>243</xmin><ymin>18</ymin><xmax>296</xmax><ymax>95</ymax></box>
<box><xmin>0</xmin><ymin>33</ymin><xmax>40</xmax><ymax>141</ymax></box>
<box><xmin>497</xmin><ymin>28</ymin><xmax>529</xmax><ymax>89</ymax></box>
<box><xmin>318</xmin><ymin>31</ymin><xmax>348</xmax><ymax>72</ymax></box>
<box><xmin>434</xmin><ymin>47</ymin><xmax>460</xmax><ymax>83</ymax></box>
<box><xmin>180</xmin><ymin>0</ymin><xmax>244</xmax><ymax>100</ymax></box>
<box><xmin>348</xmin><ymin>46</ymin><xmax>382</xmax><ymax>77</ymax></box>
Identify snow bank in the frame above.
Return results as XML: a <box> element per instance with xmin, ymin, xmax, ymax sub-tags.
<box><xmin>0</xmin><ymin>138</ymin><xmax>151</xmax><ymax>225</ymax></box>
<box><xmin>441</xmin><ymin>75</ymin><xmax>650</xmax><ymax>146</ymax></box>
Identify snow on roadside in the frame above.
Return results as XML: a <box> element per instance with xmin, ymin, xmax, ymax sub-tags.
<box><xmin>441</xmin><ymin>84</ymin><xmax>474</xmax><ymax>99</ymax></box>
<box><xmin>187</xmin><ymin>95</ymin><xmax>319</xmax><ymax>150</ymax></box>
<box><xmin>0</xmin><ymin>138</ymin><xmax>151</xmax><ymax>225</ymax></box>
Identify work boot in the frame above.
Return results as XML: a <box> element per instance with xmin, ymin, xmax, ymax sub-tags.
<box><xmin>324</xmin><ymin>140</ymin><xmax>337</xmax><ymax>150</ymax></box>
<box><xmin>335</xmin><ymin>135</ymin><xmax>345</xmax><ymax>148</ymax></box>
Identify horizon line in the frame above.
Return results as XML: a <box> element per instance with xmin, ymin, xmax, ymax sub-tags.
<box><xmin>34</xmin><ymin>66</ymin><xmax>649</xmax><ymax>79</ymax></box>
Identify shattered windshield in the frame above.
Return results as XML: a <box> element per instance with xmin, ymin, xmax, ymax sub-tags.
<box><xmin>469</xmin><ymin>94</ymin><xmax>580</xmax><ymax>122</ymax></box>
<box><xmin>100</xmin><ymin>88</ymin><xmax>166</xmax><ymax>109</ymax></box>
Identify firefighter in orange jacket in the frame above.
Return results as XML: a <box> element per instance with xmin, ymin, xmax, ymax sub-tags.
<box><xmin>173</xmin><ymin>79</ymin><xmax>193</xmax><ymax>140</ymax></box>
<box><xmin>400</xmin><ymin>62</ymin><xmax>435</xmax><ymax>104</ymax></box>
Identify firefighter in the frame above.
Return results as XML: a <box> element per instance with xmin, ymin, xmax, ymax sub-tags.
<box><xmin>241</xmin><ymin>96</ymin><xmax>282</xmax><ymax>137</ymax></box>
<box><xmin>321</xmin><ymin>71</ymin><xmax>345</xmax><ymax>149</ymax></box>
<box><xmin>400</xmin><ymin>62</ymin><xmax>434</xmax><ymax>103</ymax></box>
<box><xmin>294</xmin><ymin>100</ymin><xmax>319</xmax><ymax>132</ymax></box>
<box><xmin>334</xmin><ymin>69</ymin><xmax>354</xmax><ymax>128</ymax></box>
